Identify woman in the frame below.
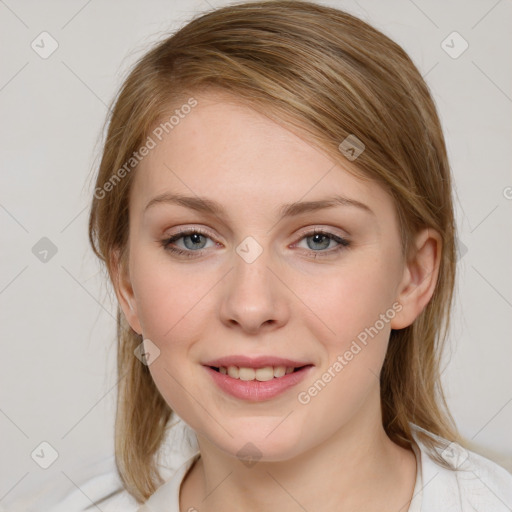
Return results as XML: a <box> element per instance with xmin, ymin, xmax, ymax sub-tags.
<box><xmin>62</xmin><ymin>0</ymin><xmax>512</xmax><ymax>510</ymax></box>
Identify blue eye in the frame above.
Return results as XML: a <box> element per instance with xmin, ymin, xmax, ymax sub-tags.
<box><xmin>161</xmin><ymin>228</ymin><xmax>350</xmax><ymax>259</ymax></box>
<box><xmin>295</xmin><ymin>229</ymin><xmax>350</xmax><ymax>255</ymax></box>
<box><xmin>161</xmin><ymin>228</ymin><xmax>214</xmax><ymax>257</ymax></box>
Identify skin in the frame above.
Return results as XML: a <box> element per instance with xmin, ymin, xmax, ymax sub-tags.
<box><xmin>113</xmin><ymin>90</ymin><xmax>441</xmax><ymax>511</ymax></box>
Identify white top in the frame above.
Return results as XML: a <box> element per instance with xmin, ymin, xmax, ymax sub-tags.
<box><xmin>138</xmin><ymin>441</ymin><xmax>425</xmax><ymax>512</ymax></box>
<box><xmin>4</xmin><ymin>422</ymin><xmax>512</xmax><ymax>512</ymax></box>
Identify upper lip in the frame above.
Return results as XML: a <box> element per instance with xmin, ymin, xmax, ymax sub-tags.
<box><xmin>203</xmin><ymin>355</ymin><xmax>313</xmax><ymax>369</ymax></box>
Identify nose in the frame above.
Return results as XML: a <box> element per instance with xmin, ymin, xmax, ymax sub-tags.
<box><xmin>219</xmin><ymin>246</ymin><xmax>290</xmax><ymax>334</ymax></box>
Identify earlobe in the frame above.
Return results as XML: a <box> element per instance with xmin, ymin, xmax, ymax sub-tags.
<box><xmin>390</xmin><ymin>228</ymin><xmax>441</xmax><ymax>330</ymax></box>
<box><xmin>110</xmin><ymin>248</ymin><xmax>143</xmax><ymax>335</ymax></box>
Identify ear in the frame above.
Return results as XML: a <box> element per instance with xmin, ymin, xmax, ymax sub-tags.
<box><xmin>110</xmin><ymin>247</ymin><xmax>143</xmax><ymax>335</ymax></box>
<box><xmin>390</xmin><ymin>228</ymin><xmax>442</xmax><ymax>330</ymax></box>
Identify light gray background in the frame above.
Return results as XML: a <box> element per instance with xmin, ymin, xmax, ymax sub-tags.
<box><xmin>1</xmin><ymin>0</ymin><xmax>511</xmax><ymax>506</ymax></box>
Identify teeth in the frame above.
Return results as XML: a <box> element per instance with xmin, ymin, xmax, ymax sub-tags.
<box><xmin>219</xmin><ymin>365</ymin><xmax>297</xmax><ymax>380</ymax></box>
<box><xmin>227</xmin><ymin>366</ymin><xmax>239</xmax><ymax>379</ymax></box>
<box><xmin>274</xmin><ymin>366</ymin><xmax>286</xmax><ymax>378</ymax></box>
<box><xmin>239</xmin><ymin>367</ymin><xmax>256</xmax><ymax>381</ymax></box>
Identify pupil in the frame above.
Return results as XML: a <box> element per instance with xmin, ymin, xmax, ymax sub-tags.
<box><xmin>308</xmin><ymin>233</ymin><xmax>329</xmax><ymax>250</ymax></box>
<box><xmin>184</xmin><ymin>233</ymin><xmax>206</xmax><ymax>250</ymax></box>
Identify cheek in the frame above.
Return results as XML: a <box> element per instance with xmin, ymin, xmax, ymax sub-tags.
<box><xmin>292</xmin><ymin>258</ymin><xmax>397</xmax><ymax>439</ymax></box>
<box><xmin>296</xmin><ymin>250</ymin><xmax>400</xmax><ymax>348</ymax></box>
<box><xmin>131</xmin><ymin>247</ymin><xmax>213</xmax><ymax>339</ymax></box>
<box><xmin>129</xmin><ymin>249</ymin><xmax>215</xmax><ymax>411</ymax></box>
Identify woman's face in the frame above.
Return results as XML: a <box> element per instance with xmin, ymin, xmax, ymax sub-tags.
<box><xmin>116</xmin><ymin>90</ymin><xmax>425</xmax><ymax>461</ymax></box>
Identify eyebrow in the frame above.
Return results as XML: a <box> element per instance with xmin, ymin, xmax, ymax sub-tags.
<box><xmin>144</xmin><ymin>192</ymin><xmax>375</xmax><ymax>218</ymax></box>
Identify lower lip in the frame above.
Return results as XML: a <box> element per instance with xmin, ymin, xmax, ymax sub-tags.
<box><xmin>203</xmin><ymin>365</ymin><xmax>314</xmax><ymax>402</ymax></box>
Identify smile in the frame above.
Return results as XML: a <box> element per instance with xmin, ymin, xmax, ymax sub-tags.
<box><xmin>211</xmin><ymin>365</ymin><xmax>307</xmax><ymax>381</ymax></box>
<box><xmin>204</xmin><ymin>364</ymin><xmax>314</xmax><ymax>401</ymax></box>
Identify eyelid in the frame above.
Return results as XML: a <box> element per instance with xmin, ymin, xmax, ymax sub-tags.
<box><xmin>165</xmin><ymin>226</ymin><xmax>213</xmax><ymax>237</ymax></box>
<box><xmin>162</xmin><ymin>226</ymin><xmax>218</xmax><ymax>247</ymax></box>
<box><xmin>294</xmin><ymin>225</ymin><xmax>350</xmax><ymax>240</ymax></box>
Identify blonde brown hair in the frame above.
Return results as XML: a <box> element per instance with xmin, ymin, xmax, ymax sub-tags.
<box><xmin>88</xmin><ymin>0</ymin><xmax>461</xmax><ymax>503</ymax></box>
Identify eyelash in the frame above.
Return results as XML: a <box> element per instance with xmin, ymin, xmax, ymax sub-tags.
<box><xmin>160</xmin><ymin>228</ymin><xmax>350</xmax><ymax>259</ymax></box>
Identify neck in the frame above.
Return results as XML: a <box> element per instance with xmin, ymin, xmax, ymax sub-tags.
<box><xmin>179</xmin><ymin>393</ymin><xmax>417</xmax><ymax>512</ymax></box>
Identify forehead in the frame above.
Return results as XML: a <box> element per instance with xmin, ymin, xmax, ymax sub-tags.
<box><xmin>131</xmin><ymin>90</ymin><xmax>391</xmax><ymax>217</ymax></box>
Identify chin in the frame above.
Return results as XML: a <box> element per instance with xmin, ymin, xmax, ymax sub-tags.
<box><xmin>210</xmin><ymin>423</ymin><xmax>307</xmax><ymax>464</ymax></box>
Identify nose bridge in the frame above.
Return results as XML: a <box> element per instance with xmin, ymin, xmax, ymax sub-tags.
<box><xmin>220</xmin><ymin>235</ymin><xmax>288</xmax><ymax>332</ymax></box>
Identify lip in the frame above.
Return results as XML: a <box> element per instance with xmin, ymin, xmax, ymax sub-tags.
<box><xmin>203</xmin><ymin>364</ymin><xmax>314</xmax><ymax>402</ymax></box>
<box><xmin>202</xmin><ymin>355</ymin><xmax>312</xmax><ymax>369</ymax></box>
